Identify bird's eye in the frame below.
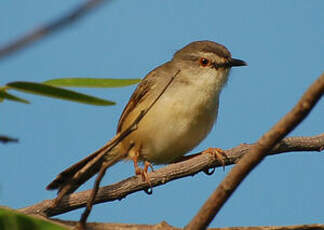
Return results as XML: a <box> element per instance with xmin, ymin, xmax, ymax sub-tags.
<box><xmin>199</xmin><ymin>58</ymin><xmax>210</xmax><ymax>67</ymax></box>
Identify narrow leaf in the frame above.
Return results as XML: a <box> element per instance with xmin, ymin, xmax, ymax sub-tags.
<box><xmin>0</xmin><ymin>89</ymin><xmax>30</xmax><ymax>104</ymax></box>
<box><xmin>44</xmin><ymin>78</ymin><xmax>141</xmax><ymax>88</ymax></box>
<box><xmin>0</xmin><ymin>208</ymin><xmax>68</xmax><ymax>230</ymax></box>
<box><xmin>7</xmin><ymin>81</ymin><xmax>115</xmax><ymax>106</ymax></box>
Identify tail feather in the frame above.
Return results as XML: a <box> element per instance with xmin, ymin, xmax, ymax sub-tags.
<box><xmin>46</xmin><ymin>149</ymin><xmax>102</xmax><ymax>191</ymax></box>
<box><xmin>46</xmin><ymin>142</ymin><xmax>123</xmax><ymax>198</ymax></box>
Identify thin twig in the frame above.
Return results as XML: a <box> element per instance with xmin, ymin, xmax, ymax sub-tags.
<box><xmin>19</xmin><ymin>133</ymin><xmax>324</xmax><ymax>217</ymax></box>
<box><xmin>0</xmin><ymin>135</ymin><xmax>18</xmax><ymax>144</ymax></box>
<box><xmin>79</xmin><ymin>162</ymin><xmax>109</xmax><ymax>229</ymax></box>
<box><xmin>78</xmin><ymin>140</ymin><xmax>135</xmax><ymax>228</ymax></box>
<box><xmin>0</xmin><ymin>0</ymin><xmax>109</xmax><ymax>60</ymax></box>
<box><xmin>185</xmin><ymin>73</ymin><xmax>324</xmax><ymax>230</ymax></box>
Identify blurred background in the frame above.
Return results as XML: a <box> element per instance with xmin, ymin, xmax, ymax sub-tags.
<box><xmin>1</xmin><ymin>0</ymin><xmax>323</xmax><ymax>228</ymax></box>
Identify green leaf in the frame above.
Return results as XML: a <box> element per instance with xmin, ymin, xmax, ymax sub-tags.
<box><xmin>6</xmin><ymin>81</ymin><xmax>115</xmax><ymax>106</ymax></box>
<box><xmin>0</xmin><ymin>208</ymin><xmax>68</xmax><ymax>230</ymax></box>
<box><xmin>0</xmin><ymin>89</ymin><xmax>30</xmax><ymax>104</ymax></box>
<box><xmin>44</xmin><ymin>78</ymin><xmax>141</xmax><ymax>88</ymax></box>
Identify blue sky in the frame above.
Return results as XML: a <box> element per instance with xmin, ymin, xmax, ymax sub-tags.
<box><xmin>1</xmin><ymin>0</ymin><xmax>324</xmax><ymax>228</ymax></box>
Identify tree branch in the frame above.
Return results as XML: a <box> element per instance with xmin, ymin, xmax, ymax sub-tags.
<box><xmin>185</xmin><ymin>73</ymin><xmax>324</xmax><ymax>230</ymax></box>
<box><xmin>19</xmin><ymin>133</ymin><xmax>324</xmax><ymax>217</ymax></box>
<box><xmin>0</xmin><ymin>0</ymin><xmax>110</xmax><ymax>60</ymax></box>
<box><xmin>52</xmin><ymin>218</ymin><xmax>324</xmax><ymax>230</ymax></box>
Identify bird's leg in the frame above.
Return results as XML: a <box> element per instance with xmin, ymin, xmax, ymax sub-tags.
<box><xmin>142</xmin><ymin>161</ymin><xmax>154</xmax><ymax>194</ymax></box>
<box><xmin>202</xmin><ymin>147</ymin><xmax>228</xmax><ymax>171</ymax></box>
<box><xmin>130</xmin><ymin>151</ymin><xmax>153</xmax><ymax>188</ymax></box>
<box><xmin>131</xmin><ymin>152</ymin><xmax>143</xmax><ymax>177</ymax></box>
<box><xmin>144</xmin><ymin>161</ymin><xmax>154</xmax><ymax>172</ymax></box>
<box><xmin>143</xmin><ymin>160</ymin><xmax>154</xmax><ymax>186</ymax></box>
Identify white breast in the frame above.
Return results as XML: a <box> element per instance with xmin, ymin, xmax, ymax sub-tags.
<box><xmin>138</xmin><ymin>69</ymin><xmax>226</xmax><ymax>164</ymax></box>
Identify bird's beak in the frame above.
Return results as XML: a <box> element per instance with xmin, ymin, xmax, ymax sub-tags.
<box><xmin>229</xmin><ymin>58</ymin><xmax>247</xmax><ymax>67</ymax></box>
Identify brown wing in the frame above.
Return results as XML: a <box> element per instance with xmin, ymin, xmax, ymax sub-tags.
<box><xmin>116</xmin><ymin>73</ymin><xmax>153</xmax><ymax>133</ymax></box>
<box><xmin>117</xmin><ymin>61</ymin><xmax>174</xmax><ymax>133</ymax></box>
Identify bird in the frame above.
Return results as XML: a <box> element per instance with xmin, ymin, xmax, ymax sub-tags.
<box><xmin>46</xmin><ymin>40</ymin><xmax>247</xmax><ymax>201</ymax></box>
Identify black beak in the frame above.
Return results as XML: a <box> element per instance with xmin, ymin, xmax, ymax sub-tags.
<box><xmin>229</xmin><ymin>58</ymin><xmax>247</xmax><ymax>67</ymax></box>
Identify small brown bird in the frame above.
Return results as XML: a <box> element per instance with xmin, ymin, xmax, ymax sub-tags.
<box><xmin>46</xmin><ymin>40</ymin><xmax>246</xmax><ymax>200</ymax></box>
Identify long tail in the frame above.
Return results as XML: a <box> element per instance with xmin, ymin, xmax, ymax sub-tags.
<box><xmin>46</xmin><ymin>141</ymin><xmax>124</xmax><ymax>201</ymax></box>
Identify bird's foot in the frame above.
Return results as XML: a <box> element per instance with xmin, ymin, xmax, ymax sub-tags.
<box><xmin>135</xmin><ymin>161</ymin><xmax>153</xmax><ymax>186</ymax></box>
<box><xmin>132</xmin><ymin>156</ymin><xmax>154</xmax><ymax>194</ymax></box>
<box><xmin>202</xmin><ymin>147</ymin><xmax>228</xmax><ymax>172</ymax></box>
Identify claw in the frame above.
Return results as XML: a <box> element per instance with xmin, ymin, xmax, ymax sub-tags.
<box><xmin>202</xmin><ymin>147</ymin><xmax>228</xmax><ymax>171</ymax></box>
